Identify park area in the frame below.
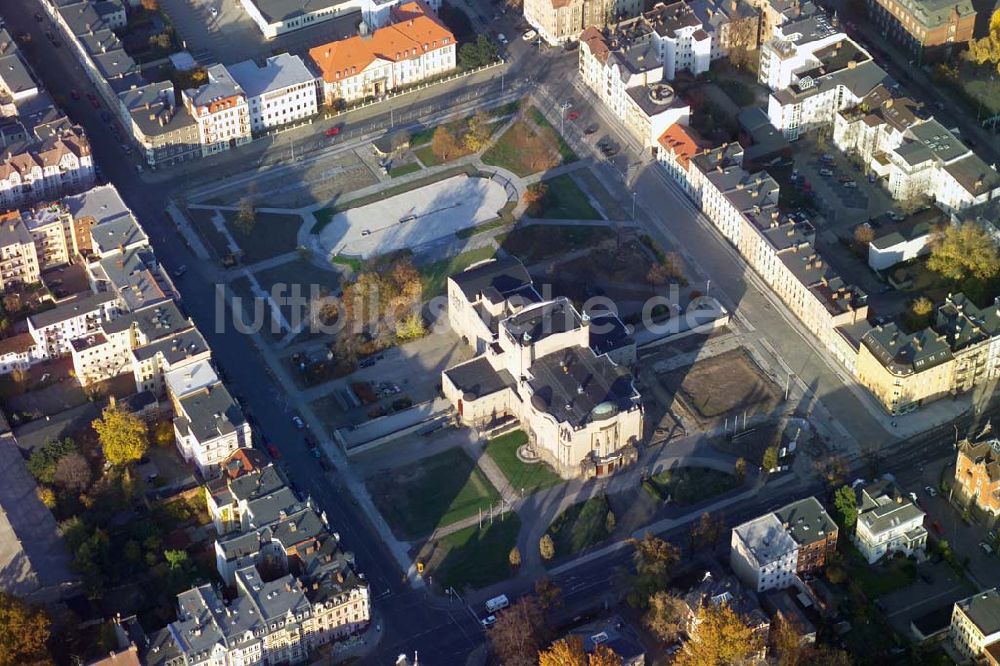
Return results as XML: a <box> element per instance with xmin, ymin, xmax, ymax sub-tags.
<box><xmin>482</xmin><ymin>107</ymin><xmax>577</xmax><ymax>177</ymax></box>
<box><xmin>524</xmin><ymin>175</ymin><xmax>601</xmax><ymax>220</ymax></box>
<box><xmin>642</xmin><ymin>466</ymin><xmax>741</xmax><ymax>506</ymax></box>
<box><xmin>499</xmin><ymin>224</ymin><xmax>616</xmax><ymax>265</ymax></box>
<box><xmin>420</xmin><ymin>514</ymin><xmax>521</xmax><ymax>592</ymax></box>
<box><xmin>365</xmin><ymin>448</ymin><xmax>501</xmax><ymax>540</ymax></box>
<box><xmin>485</xmin><ymin>430</ymin><xmax>562</xmax><ymax>495</ymax></box>
<box><xmin>659</xmin><ymin>349</ymin><xmax>780</xmax><ymax>426</ymax></box>
<box><xmin>545</xmin><ymin>495</ymin><xmax>612</xmax><ymax>559</ymax></box>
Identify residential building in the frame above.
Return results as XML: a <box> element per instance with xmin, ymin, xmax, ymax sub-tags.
<box><xmin>205</xmin><ymin>447</ymin><xmax>280</xmax><ymax>534</ymax></box>
<box><xmin>0</xmin><ymin>332</ymin><xmax>44</xmax><ymax>375</ymax></box>
<box><xmin>683</xmin><ymin>571</ymin><xmax>771</xmax><ymax>644</ymax></box>
<box><xmin>656</xmin><ymin>122</ymin><xmax>705</xmax><ymax>195</ymax></box>
<box><xmin>308</xmin><ymin>3</ymin><xmax>456</xmax><ymax>107</ymax></box>
<box><xmin>774</xmin><ymin>496</ymin><xmax>838</xmax><ymax>574</ymax></box>
<box><xmin>525</xmin><ymin>0</ymin><xmax>642</xmax><ymax>45</ymax></box>
<box><xmin>238</xmin><ymin>0</ymin><xmax>442</xmax><ymax>38</ymax></box>
<box><xmin>93</xmin><ymin>0</ymin><xmax>127</xmax><ymax>30</ymax></box>
<box><xmin>563</xmin><ymin>616</ymin><xmax>646</xmax><ymax>665</ymax></box>
<box><xmin>730</xmin><ymin>512</ymin><xmax>799</xmax><ymax>592</ymax></box>
<box><xmin>181</xmin><ymin>64</ymin><xmax>252</xmax><ymax>157</ymax></box>
<box><xmin>0</xmin><ymin>211</ymin><xmax>40</xmax><ymax>289</ymax></box>
<box><xmin>951</xmin><ymin>589</ymin><xmax>1000</xmax><ymax>661</ymax></box>
<box><xmin>954</xmin><ymin>434</ymin><xmax>1000</xmax><ymax>525</ymax></box>
<box><xmin>86</xmin><ymin>644</ymin><xmax>140</xmax><ymax>666</ymax></box>
<box><xmin>132</xmin><ymin>326</ymin><xmax>211</xmax><ymax>396</ymax></box>
<box><xmin>228</xmin><ymin>54</ymin><xmax>319</xmax><ymax>134</ymax></box>
<box><xmin>854</xmin><ymin>480</ymin><xmax>927</xmax><ymax>563</ymax></box>
<box><xmin>689</xmin><ymin>0</ymin><xmax>760</xmax><ymax>61</ymax></box>
<box><xmin>134</xmin><ymin>563</ymin><xmax>369</xmax><ymax>665</ymax></box>
<box><xmin>0</xmin><ymin>130</ymin><xmax>95</xmax><ymax>211</ymax></box>
<box><xmin>867</xmin><ymin>221</ymin><xmax>934</xmax><ymax>271</ymax></box>
<box><xmin>442</xmin><ymin>258</ymin><xmax>642</xmax><ymax>479</ymax></box>
<box><xmin>866</xmin><ymin>0</ymin><xmax>975</xmax><ymax>56</ymax></box>
<box><xmin>27</xmin><ymin>290</ymin><xmax>121</xmax><ymax>357</ymax></box>
<box><xmin>855</xmin><ymin>293</ymin><xmax>1000</xmax><ymax>414</ymax></box>
<box><xmin>758</xmin><ymin>3</ymin><xmax>844</xmax><ymax>91</ymax></box>
<box><xmin>731</xmin><ymin>497</ymin><xmax>837</xmax><ymax>591</ymax></box>
<box><xmin>172</xmin><ymin>381</ymin><xmax>252</xmax><ymax>477</ymax></box>
<box><xmin>578</xmin><ymin>15</ymin><xmax>695</xmax><ymax>148</ymax></box>
<box><xmin>117</xmin><ymin>81</ymin><xmax>200</xmax><ymax>168</ymax></box>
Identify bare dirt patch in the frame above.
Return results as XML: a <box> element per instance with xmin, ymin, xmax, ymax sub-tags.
<box><xmin>659</xmin><ymin>348</ymin><xmax>780</xmax><ymax>427</ymax></box>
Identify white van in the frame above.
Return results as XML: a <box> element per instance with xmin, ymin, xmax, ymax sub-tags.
<box><xmin>485</xmin><ymin>594</ymin><xmax>509</xmax><ymax>613</ymax></box>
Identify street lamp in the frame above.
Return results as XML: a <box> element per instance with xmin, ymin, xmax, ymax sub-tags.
<box><xmin>631</xmin><ymin>191</ymin><xmax>636</xmax><ymax>220</ymax></box>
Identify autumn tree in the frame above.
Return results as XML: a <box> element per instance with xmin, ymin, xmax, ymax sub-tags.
<box><xmin>337</xmin><ymin>257</ymin><xmax>424</xmax><ymax>359</ymax></box>
<box><xmin>539</xmin><ymin>533</ymin><xmax>555</xmax><ymax>560</ymax></box>
<box><xmin>689</xmin><ymin>512</ymin><xmax>726</xmax><ymax>552</ymax></box>
<box><xmin>906</xmin><ymin>295</ymin><xmax>935</xmax><ymax>330</ymax></box>
<box><xmin>606</xmin><ymin>510</ymin><xmax>616</xmax><ymax>533</ymax></box>
<box><xmin>734</xmin><ymin>457</ymin><xmax>747</xmax><ymax>482</ymax></box>
<box><xmin>967</xmin><ymin>10</ymin><xmax>1000</xmax><ymax>73</ymax></box>
<box><xmin>464</xmin><ymin>111</ymin><xmax>493</xmax><ymax>152</ymax></box>
<box><xmin>534</xmin><ymin>577</ymin><xmax>562</xmax><ymax>610</ymax></box>
<box><xmin>928</xmin><ymin>222</ymin><xmax>1000</xmax><ymax>282</ymax></box>
<box><xmin>643</xmin><ymin>590</ymin><xmax>687</xmax><ymax>642</ymax></box>
<box><xmin>0</xmin><ymin>593</ymin><xmax>52</xmax><ymax>666</ymax></box>
<box><xmin>589</xmin><ymin>644</ymin><xmax>622</xmax><ymax>666</ymax></box>
<box><xmin>833</xmin><ymin>485</ymin><xmax>858</xmax><ymax>529</ymax></box>
<box><xmin>771</xmin><ymin>615</ymin><xmax>806</xmax><ymax>666</ymax></box>
<box><xmin>92</xmin><ymin>405</ymin><xmax>148</xmax><ymax>467</ymax></box>
<box><xmin>509</xmin><ymin>546</ymin><xmax>521</xmax><ymax>568</ymax></box>
<box><xmin>813</xmin><ymin>455</ymin><xmax>849</xmax><ymax>491</ymax></box>
<box><xmin>141</xmin><ymin>0</ymin><xmax>160</xmax><ymax>10</ymax></box>
<box><xmin>726</xmin><ymin>15</ymin><xmax>761</xmax><ymax>71</ymax></box>
<box><xmin>431</xmin><ymin>125</ymin><xmax>461</xmax><ymax>161</ymax></box>
<box><xmin>523</xmin><ymin>182</ymin><xmax>548</xmax><ymax>215</ymax></box>
<box><xmin>853</xmin><ymin>223</ymin><xmax>875</xmax><ymax>246</ymax></box>
<box><xmin>762</xmin><ymin>445</ymin><xmax>779</xmax><ymax>473</ymax></box>
<box><xmin>53</xmin><ymin>452</ymin><xmax>91</xmax><ymax>493</ymax></box>
<box><xmin>674</xmin><ymin>603</ymin><xmax>764</xmax><ymax>666</ymax></box>
<box><xmin>234</xmin><ymin>196</ymin><xmax>256</xmax><ymax>235</ymax></box>
<box><xmin>488</xmin><ymin>596</ymin><xmax>548</xmax><ymax>666</ymax></box>
<box><xmin>627</xmin><ymin>532</ymin><xmax>680</xmax><ymax>605</ymax></box>
<box><xmin>36</xmin><ymin>486</ymin><xmax>56</xmax><ymax>509</ymax></box>
<box><xmin>539</xmin><ymin>636</ymin><xmax>587</xmax><ymax>666</ymax></box>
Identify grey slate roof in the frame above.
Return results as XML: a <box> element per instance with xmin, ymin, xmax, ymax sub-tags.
<box><xmin>185</xmin><ymin>64</ymin><xmax>243</xmax><ymax>108</ymax></box>
<box><xmin>450</xmin><ymin>256</ymin><xmax>531</xmax><ymax>301</ymax></box>
<box><xmin>244</xmin><ymin>0</ymin><xmax>350</xmax><ymax>23</ymax></box>
<box><xmin>444</xmin><ymin>357</ymin><xmax>515</xmax><ymax>400</ymax></box>
<box><xmin>0</xmin><ymin>53</ymin><xmax>37</xmax><ymax>96</ymax></box>
<box><xmin>132</xmin><ymin>327</ymin><xmax>209</xmax><ymax>365</ymax></box>
<box><xmin>861</xmin><ymin>322</ymin><xmax>953</xmax><ymax>375</ymax></box>
<box><xmin>102</xmin><ymin>300</ymin><xmax>188</xmax><ymax>340</ymax></box>
<box><xmin>64</xmin><ymin>183</ymin><xmax>131</xmax><ymax>224</ymax></box>
<box><xmin>90</xmin><ymin>213</ymin><xmax>147</xmax><ymax>255</ymax></box>
<box><xmin>175</xmin><ymin>382</ymin><xmax>245</xmax><ymax>443</ymax></box>
<box><xmin>227</xmin><ymin>54</ymin><xmax>316</xmax><ymax>99</ymax></box>
<box><xmin>774</xmin><ymin>496</ymin><xmax>837</xmax><ymax>547</ymax></box>
<box><xmin>504</xmin><ymin>299</ymin><xmax>583</xmax><ymax>346</ymax></box>
<box><xmin>28</xmin><ymin>290</ymin><xmax>117</xmax><ymax>329</ymax></box>
<box><xmin>957</xmin><ymin>588</ymin><xmax>1000</xmax><ymax>635</ymax></box>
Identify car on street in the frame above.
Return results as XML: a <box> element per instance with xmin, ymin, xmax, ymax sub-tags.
<box><xmin>325</xmin><ymin>125</ymin><xmax>341</xmax><ymax>137</ymax></box>
<box><xmin>497</xmin><ymin>33</ymin><xmax>508</xmax><ymax>44</ymax></box>
<box><xmin>932</xmin><ymin>520</ymin><xmax>944</xmax><ymax>535</ymax></box>
<box><xmin>566</xmin><ymin>110</ymin><xmax>580</xmax><ymax>121</ymax></box>
<box><xmin>843</xmin><ymin>181</ymin><xmax>857</xmax><ymax>188</ymax></box>
<box><xmin>584</xmin><ymin>124</ymin><xmax>598</xmax><ymax>135</ymax></box>
<box><xmin>481</xmin><ymin>615</ymin><xmax>497</xmax><ymax>628</ymax></box>
<box><xmin>266</xmin><ymin>443</ymin><xmax>281</xmax><ymax>459</ymax></box>
<box><xmin>210</xmin><ymin>7</ymin><xmax>218</xmax><ymax>15</ymax></box>
<box><xmin>292</xmin><ymin>415</ymin><xmax>305</xmax><ymax>430</ymax></box>
<box><xmin>359</xmin><ymin>357</ymin><xmax>376</xmax><ymax>368</ymax></box>
<box><xmin>522</xmin><ymin>29</ymin><xmax>537</xmax><ymax>41</ymax></box>
<box><xmin>925</xmin><ymin>485</ymin><xmax>937</xmax><ymax>497</ymax></box>
<box><xmin>173</xmin><ymin>265</ymin><xmax>188</xmax><ymax>277</ymax></box>
<box><xmin>819</xmin><ymin>168</ymin><xmax>834</xmax><ymax>177</ymax></box>
<box><xmin>820</xmin><ymin>154</ymin><xmax>835</xmax><ymax>164</ymax></box>
<box><xmin>981</xmin><ymin>542</ymin><xmax>994</xmax><ymax>555</ymax></box>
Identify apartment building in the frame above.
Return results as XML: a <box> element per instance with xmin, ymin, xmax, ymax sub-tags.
<box><xmin>954</xmin><ymin>434</ymin><xmax>1000</xmax><ymax>525</ymax></box>
<box><xmin>132</xmin><ymin>326</ymin><xmax>212</xmax><ymax>396</ymax></box>
<box><xmin>866</xmin><ymin>0</ymin><xmax>975</xmax><ymax>56</ymax></box>
<box><xmin>182</xmin><ymin>65</ymin><xmax>252</xmax><ymax>157</ymax></box>
<box><xmin>0</xmin><ymin>130</ymin><xmax>96</xmax><ymax>211</ymax></box>
<box><xmin>951</xmin><ymin>589</ymin><xmax>1000</xmax><ymax>661</ymax></box>
<box><xmin>172</xmin><ymin>380</ymin><xmax>252</xmax><ymax>477</ymax></box>
<box><xmin>308</xmin><ymin>3</ymin><xmax>456</xmax><ymax>107</ymax></box>
<box><xmin>689</xmin><ymin>0</ymin><xmax>760</xmax><ymax>60</ymax></box>
<box><xmin>526</xmin><ymin>0</ymin><xmax>642</xmax><ymax>45</ymax></box>
<box><xmin>758</xmin><ymin>4</ymin><xmax>844</xmax><ymax>91</ymax></box>
<box><xmin>27</xmin><ymin>290</ymin><xmax>121</xmax><ymax>357</ymax></box>
<box><xmin>442</xmin><ymin>258</ymin><xmax>642</xmax><ymax>479</ymax></box>
<box><xmin>577</xmin><ymin>19</ymin><xmax>694</xmax><ymax>147</ymax></box>
<box><xmin>20</xmin><ymin>204</ymin><xmax>77</xmax><ymax>269</ymax></box>
<box><xmin>853</xmin><ymin>480</ymin><xmax>927</xmax><ymax>563</ymax></box>
<box><xmin>228</xmin><ymin>54</ymin><xmax>319</xmax><ymax>134</ymax></box>
<box><xmin>774</xmin><ymin>497</ymin><xmax>838</xmax><ymax>574</ymax></box>
<box><xmin>0</xmin><ymin>332</ymin><xmax>43</xmax><ymax>375</ymax></box>
<box><xmin>0</xmin><ymin>212</ymin><xmax>40</xmax><ymax>289</ymax></box>
<box><xmin>205</xmin><ymin>447</ymin><xmax>281</xmax><ymax>534</ymax></box>
<box><xmin>656</xmin><ymin>122</ymin><xmax>705</xmax><ymax>195</ymax></box>
<box><xmin>135</xmin><ymin>563</ymin><xmax>369</xmax><ymax>665</ymax></box>
<box><xmin>117</xmin><ymin>81</ymin><xmax>200</xmax><ymax>168</ymax></box>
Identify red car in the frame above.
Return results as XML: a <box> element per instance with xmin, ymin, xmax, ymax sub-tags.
<box><xmin>567</xmin><ymin>111</ymin><xmax>580</xmax><ymax>121</ymax></box>
<box><xmin>325</xmin><ymin>125</ymin><xmax>341</xmax><ymax>137</ymax></box>
<box><xmin>266</xmin><ymin>443</ymin><xmax>281</xmax><ymax>459</ymax></box>
<box><xmin>932</xmin><ymin>521</ymin><xmax>944</xmax><ymax>536</ymax></box>
<box><xmin>70</xmin><ymin>89</ymin><xmax>80</xmax><ymax>101</ymax></box>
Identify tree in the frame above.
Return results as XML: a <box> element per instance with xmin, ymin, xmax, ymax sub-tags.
<box><xmin>905</xmin><ymin>295</ymin><xmax>935</xmax><ymax>331</ymax></box>
<box><xmin>26</xmin><ymin>438</ymin><xmax>77</xmax><ymax>484</ymax></box>
<box><xmin>689</xmin><ymin>512</ymin><xmax>725</xmax><ymax>552</ymax></box>
<box><xmin>833</xmin><ymin>485</ymin><xmax>858</xmax><ymax>529</ymax></box>
<box><xmin>431</xmin><ymin>125</ymin><xmax>461</xmax><ymax>162</ymax></box>
<box><xmin>488</xmin><ymin>596</ymin><xmax>547</xmax><ymax>666</ymax></box>
<box><xmin>148</xmin><ymin>32</ymin><xmax>172</xmax><ymax>52</ymax></box>
<box><xmin>534</xmin><ymin>577</ymin><xmax>562</xmax><ymax>610</ymax></box>
<box><xmin>539</xmin><ymin>533</ymin><xmax>555</xmax><ymax>560</ymax></box>
<box><xmin>854</xmin><ymin>223</ymin><xmax>875</xmax><ymax>246</ymax></box>
<box><xmin>643</xmin><ymin>590</ymin><xmax>687</xmax><ymax>642</ymax></box>
<box><xmin>164</xmin><ymin>549</ymin><xmax>190</xmax><ymax>571</ymax></box>
<box><xmin>153</xmin><ymin>419</ymin><xmax>175</xmax><ymax>447</ymax></box>
<box><xmin>53</xmin><ymin>452</ymin><xmax>91</xmax><ymax>493</ymax></box>
<box><xmin>967</xmin><ymin>10</ymin><xmax>1000</xmax><ymax>74</ymax></box>
<box><xmin>140</xmin><ymin>0</ymin><xmax>160</xmax><ymax>10</ymax></box>
<box><xmin>523</xmin><ymin>182</ymin><xmax>548</xmax><ymax>215</ymax></box>
<box><xmin>605</xmin><ymin>510</ymin><xmax>616</xmax><ymax>534</ymax></box>
<box><xmin>92</xmin><ymin>405</ymin><xmax>148</xmax><ymax>467</ymax></box>
<box><xmin>464</xmin><ymin>111</ymin><xmax>492</xmax><ymax>152</ymax></box>
<box><xmin>627</xmin><ymin>532</ymin><xmax>680</xmax><ymax>605</ymax></box>
<box><xmin>395</xmin><ymin>313</ymin><xmax>427</xmax><ymax>341</ymax></box>
<box><xmin>539</xmin><ymin>636</ymin><xmax>587</xmax><ymax>666</ymax></box>
<box><xmin>589</xmin><ymin>644</ymin><xmax>622</xmax><ymax>666</ymax></box>
<box><xmin>927</xmin><ymin>222</ymin><xmax>1000</xmax><ymax>282</ymax></box>
<box><xmin>234</xmin><ymin>196</ymin><xmax>256</xmax><ymax>235</ymax></box>
<box><xmin>458</xmin><ymin>34</ymin><xmax>498</xmax><ymax>70</ymax></box>
<box><xmin>771</xmin><ymin>615</ymin><xmax>806</xmax><ymax>666</ymax></box>
<box><xmin>0</xmin><ymin>592</ymin><xmax>52</xmax><ymax>666</ymax></box>
<box><xmin>762</xmin><ymin>445</ymin><xmax>779</xmax><ymax>473</ymax></box>
<box><xmin>674</xmin><ymin>603</ymin><xmax>763</xmax><ymax>666</ymax></box>
<box><xmin>726</xmin><ymin>15</ymin><xmax>761</xmax><ymax>71</ymax></box>
<box><xmin>813</xmin><ymin>455</ymin><xmax>849</xmax><ymax>490</ymax></box>
<box><xmin>508</xmin><ymin>546</ymin><xmax>521</xmax><ymax>568</ymax></box>
<box><xmin>36</xmin><ymin>486</ymin><xmax>56</xmax><ymax>509</ymax></box>
<box><xmin>734</xmin><ymin>457</ymin><xmax>747</xmax><ymax>482</ymax></box>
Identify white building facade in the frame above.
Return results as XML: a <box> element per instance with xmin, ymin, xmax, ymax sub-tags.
<box><xmin>228</xmin><ymin>54</ymin><xmax>320</xmax><ymax>134</ymax></box>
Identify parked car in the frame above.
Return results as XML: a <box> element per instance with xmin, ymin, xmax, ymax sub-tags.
<box><xmin>522</xmin><ymin>29</ymin><xmax>537</xmax><ymax>41</ymax></box>
<box><xmin>843</xmin><ymin>181</ymin><xmax>857</xmax><ymax>188</ymax></box>
<box><xmin>932</xmin><ymin>520</ymin><xmax>944</xmax><ymax>535</ymax></box>
<box><xmin>567</xmin><ymin>110</ymin><xmax>580</xmax><ymax>121</ymax></box>
<box><xmin>481</xmin><ymin>615</ymin><xmax>497</xmax><ymax>628</ymax></box>
<box><xmin>819</xmin><ymin>168</ymin><xmax>834</xmax><ymax>177</ymax></box>
<box><xmin>925</xmin><ymin>485</ymin><xmax>937</xmax><ymax>497</ymax></box>
<box><xmin>497</xmin><ymin>33</ymin><xmax>508</xmax><ymax>44</ymax></box>
<box><xmin>266</xmin><ymin>443</ymin><xmax>281</xmax><ymax>459</ymax></box>
<box><xmin>292</xmin><ymin>415</ymin><xmax>305</xmax><ymax>430</ymax></box>
<box><xmin>820</xmin><ymin>154</ymin><xmax>835</xmax><ymax>164</ymax></box>
<box><xmin>584</xmin><ymin>124</ymin><xmax>599</xmax><ymax>135</ymax></box>
<box><xmin>325</xmin><ymin>125</ymin><xmax>342</xmax><ymax>137</ymax></box>
<box><xmin>981</xmin><ymin>542</ymin><xmax>994</xmax><ymax>555</ymax></box>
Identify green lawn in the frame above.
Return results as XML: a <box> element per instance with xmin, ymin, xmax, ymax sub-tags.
<box><xmin>528</xmin><ymin>107</ymin><xmax>578</xmax><ymax>163</ymax></box>
<box><xmin>573</xmin><ymin>169</ymin><xmax>628</xmax><ymax>220</ymax></box>
<box><xmin>367</xmin><ymin>448</ymin><xmax>501</xmax><ymax>540</ymax></box>
<box><xmin>485</xmin><ymin>431</ymin><xmax>562</xmax><ymax>495</ymax></box>
<box><xmin>547</xmin><ymin>495</ymin><xmax>611</xmax><ymax>558</ymax></box>
<box><xmin>430</xmin><ymin>514</ymin><xmax>521</xmax><ymax>591</ymax></box>
<box><xmin>419</xmin><ymin>246</ymin><xmax>496</xmax><ymax>299</ymax></box>
<box><xmin>222</xmin><ymin>211</ymin><xmax>302</xmax><ymax>263</ymax></box>
<box><xmin>533</xmin><ymin>174</ymin><xmax>601</xmax><ymax>220</ymax></box>
<box><xmin>644</xmin><ymin>467</ymin><xmax>740</xmax><ymax>506</ymax></box>
<box><xmin>482</xmin><ymin>111</ymin><xmax>575</xmax><ymax>177</ymax></box>
<box><xmin>186</xmin><ymin>208</ymin><xmax>232</xmax><ymax>259</ymax></box>
<box><xmin>500</xmin><ymin>224</ymin><xmax>615</xmax><ymax>264</ymax></box>
<box><xmin>389</xmin><ymin>163</ymin><xmax>422</xmax><ymax>178</ymax></box>
<box><xmin>842</xmin><ymin>541</ymin><xmax>916</xmax><ymax>599</ymax></box>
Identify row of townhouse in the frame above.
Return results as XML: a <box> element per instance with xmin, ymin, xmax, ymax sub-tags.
<box><xmin>833</xmin><ymin>87</ymin><xmax>1000</xmax><ymax>213</ymax></box>
<box><xmin>0</xmin><ymin>26</ymin><xmax>95</xmax><ymax>209</ymax></box>
<box><xmin>108</xmin><ymin>445</ymin><xmax>370</xmax><ymax>664</ymax></box>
